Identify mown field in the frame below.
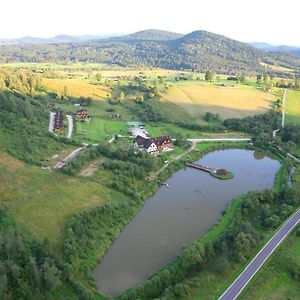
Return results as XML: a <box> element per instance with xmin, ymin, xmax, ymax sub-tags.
<box><xmin>285</xmin><ymin>90</ymin><xmax>300</xmax><ymax>125</ymax></box>
<box><xmin>42</xmin><ymin>78</ymin><xmax>110</xmax><ymax>100</ymax></box>
<box><xmin>75</xmin><ymin>118</ymin><xmax>128</xmax><ymax>142</ymax></box>
<box><xmin>165</xmin><ymin>84</ymin><xmax>277</xmax><ymax>119</ymax></box>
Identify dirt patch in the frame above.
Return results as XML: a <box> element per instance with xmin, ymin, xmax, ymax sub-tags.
<box><xmin>80</xmin><ymin>158</ymin><xmax>103</xmax><ymax>176</ymax></box>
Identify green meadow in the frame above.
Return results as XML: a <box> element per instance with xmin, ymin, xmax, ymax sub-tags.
<box><xmin>286</xmin><ymin>90</ymin><xmax>300</xmax><ymax>125</ymax></box>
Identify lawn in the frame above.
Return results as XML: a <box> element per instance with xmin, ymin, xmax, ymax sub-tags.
<box><xmin>74</xmin><ymin>118</ymin><xmax>129</xmax><ymax>142</ymax></box>
<box><xmin>43</xmin><ymin>78</ymin><xmax>110</xmax><ymax>100</ymax></box>
<box><xmin>164</xmin><ymin>83</ymin><xmax>276</xmax><ymax>119</ymax></box>
<box><xmin>0</xmin><ymin>150</ymin><xmax>127</xmax><ymax>248</ymax></box>
<box><xmin>285</xmin><ymin>90</ymin><xmax>300</xmax><ymax>125</ymax></box>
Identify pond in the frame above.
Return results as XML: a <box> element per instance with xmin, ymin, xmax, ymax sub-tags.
<box><xmin>93</xmin><ymin>149</ymin><xmax>281</xmax><ymax>296</ymax></box>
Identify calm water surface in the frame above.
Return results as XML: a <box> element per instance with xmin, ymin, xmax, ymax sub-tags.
<box><xmin>93</xmin><ymin>149</ymin><xmax>280</xmax><ymax>296</ymax></box>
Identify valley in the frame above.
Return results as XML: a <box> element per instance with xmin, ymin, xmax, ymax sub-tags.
<box><xmin>0</xmin><ymin>28</ymin><xmax>300</xmax><ymax>300</ymax></box>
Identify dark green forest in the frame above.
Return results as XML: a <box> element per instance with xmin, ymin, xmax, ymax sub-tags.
<box><xmin>0</xmin><ymin>30</ymin><xmax>300</xmax><ymax>76</ymax></box>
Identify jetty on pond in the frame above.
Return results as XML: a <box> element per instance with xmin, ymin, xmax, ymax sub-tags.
<box><xmin>187</xmin><ymin>163</ymin><xmax>233</xmax><ymax>179</ymax></box>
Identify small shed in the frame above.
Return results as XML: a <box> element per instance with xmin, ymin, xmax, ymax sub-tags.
<box><xmin>217</xmin><ymin>169</ymin><xmax>228</xmax><ymax>176</ymax></box>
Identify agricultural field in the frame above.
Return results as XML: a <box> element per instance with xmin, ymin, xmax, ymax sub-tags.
<box><xmin>164</xmin><ymin>84</ymin><xmax>277</xmax><ymax>119</ymax></box>
<box><xmin>285</xmin><ymin>90</ymin><xmax>300</xmax><ymax>125</ymax></box>
<box><xmin>0</xmin><ymin>62</ymin><xmax>109</xmax><ymax>71</ymax></box>
<box><xmin>42</xmin><ymin>78</ymin><xmax>110</xmax><ymax>100</ymax></box>
<box><xmin>0</xmin><ymin>62</ymin><xmax>192</xmax><ymax>80</ymax></box>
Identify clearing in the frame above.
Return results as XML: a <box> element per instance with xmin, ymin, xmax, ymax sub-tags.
<box><xmin>164</xmin><ymin>84</ymin><xmax>276</xmax><ymax>119</ymax></box>
<box><xmin>0</xmin><ymin>150</ymin><xmax>126</xmax><ymax>248</ymax></box>
<box><xmin>285</xmin><ymin>90</ymin><xmax>300</xmax><ymax>125</ymax></box>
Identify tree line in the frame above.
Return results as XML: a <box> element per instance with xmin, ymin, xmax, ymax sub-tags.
<box><xmin>0</xmin><ymin>209</ymin><xmax>66</xmax><ymax>300</ymax></box>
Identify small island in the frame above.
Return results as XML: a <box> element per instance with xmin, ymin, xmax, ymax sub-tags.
<box><xmin>210</xmin><ymin>168</ymin><xmax>234</xmax><ymax>180</ymax></box>
<box><xmin>187</xmin><ymin>163</ymin><xmax>234</xmax><ymax>180</ymax></box>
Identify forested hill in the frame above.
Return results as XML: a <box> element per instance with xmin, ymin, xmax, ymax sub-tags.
<box><xmin>111</xmin><ymin>29</ymin><xmax>184</xmax><ymax>41</ymax></box>
<box><xmin>0</xmin><ymin>29</ymin><xmax>300</xmax><ymax>75</ymax></box>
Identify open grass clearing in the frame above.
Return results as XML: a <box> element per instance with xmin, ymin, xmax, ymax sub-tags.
<box><xmin>260</xmin><ymin>61</ymin><xmax>295</xmax><ymax>74</ymax></box>
<box><xmin>285</xmin><ymin>90</ymin><xmax>300</xmax><ymax>125</ymax></box>
<box><xmin>74</xmin><ymin>118</ymin><xmax>129</xmax><ymax>142</ymax></box>
<box><xmin>0</xmin><ymin>150</ymin><xmax>126</xmax><ymax>248</ymax></box>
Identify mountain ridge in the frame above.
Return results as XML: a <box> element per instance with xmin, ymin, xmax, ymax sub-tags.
<box><xmin>0</xmin><ymin>29</ymin><xmax>299</xmax><ymax>76</ymax></box>
<box><xmin>251</xmin><ymin>42</ymin><xmax>300</xmax><ymax>58</ymax></box>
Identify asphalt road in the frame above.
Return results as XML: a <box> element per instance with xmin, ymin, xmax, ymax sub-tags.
<box><xmin>219</xmin><ymin>208</ymin><xmax>300</xmax><ymax>300</ymax></box>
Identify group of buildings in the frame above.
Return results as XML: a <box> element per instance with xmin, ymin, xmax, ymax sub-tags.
<box><xmin>51</xmin><ymin>108</ymin><xmax>91</xmax><ymax>134</ymax></box>
<box><xmin>51</xmin><ymin>107</ymin><xmax>171</xmax><ymax>155</ymax></box>
<box><xmin>128</xmin><ymin>122</ymin><xmax>173</xmax><ymax>154</ymax></box>
<box><xmin>75</xmin><ymin>109</ymin><xmax>91</xmax><ymax>122</ymax></box>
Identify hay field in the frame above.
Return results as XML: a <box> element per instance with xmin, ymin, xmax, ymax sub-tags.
<box><xmin>42</xmin><ymin>78</ymin><xmax>109</xmax><ymax>100</ymax></box>
<box><xmin>286</xmin><ymin>90</ymin><xmax>300</xmax><ymax>125</ymax></box>
<box><xmin>164</xmin><ymin>84</ymin><xmax>276</xmax><ymax>119</ymax></box>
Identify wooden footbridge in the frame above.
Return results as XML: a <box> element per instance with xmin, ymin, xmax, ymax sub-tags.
<box><xmin>187</xmin><ymin>163</ymin><xmax>216</xmax><ymax>173</ymax></box>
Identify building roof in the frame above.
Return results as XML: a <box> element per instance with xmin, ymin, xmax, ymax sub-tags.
<box><xmin>134</xmin><ymin>135</ymin><xmax>171</xmax><ymax>150</ymax></box>
<box><xmin>134</xmin><ymin>135</ymin><xmax>153</xmax><ymax>148</ymax></box>
<box><xmin>54</xmin><ymin>111</ymin><xmax>63</xmax><ymax>129</ymax></box>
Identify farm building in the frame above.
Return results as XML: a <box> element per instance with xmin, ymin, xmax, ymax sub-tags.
<box><xmin>54</xmin><ymin>111</ymin><xmax>63</xmax><ymax>133</ymax></box>
<box><xmin>134</xmin><ymin>135</ymin><xmax>172</xmax><ymax>154</ymax></box>
<box><xmin>76</xmin><ymin>109</ymin><xmax>91</xmax><ymax>122</ymax></box>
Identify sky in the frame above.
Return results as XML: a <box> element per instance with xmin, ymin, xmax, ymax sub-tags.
<box><xmin>1</xmin><ymin>0</ymin><xmax>299</xmax><ymax>46</ymax></box>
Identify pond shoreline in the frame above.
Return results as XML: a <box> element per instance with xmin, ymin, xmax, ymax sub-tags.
<box><xmin>92</xmin><ymin>145</ymin><xmax>281</xmax><ymax>296</ymax></box>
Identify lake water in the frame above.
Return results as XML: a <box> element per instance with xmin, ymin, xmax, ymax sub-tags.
<box><xmin>93</xmin><ymin>149</ymin><xmax>280</xmax><ymax>296</ymax></box>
